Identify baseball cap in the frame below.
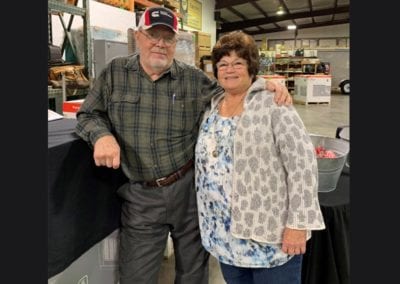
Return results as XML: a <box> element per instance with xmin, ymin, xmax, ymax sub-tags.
<box><xmin>137</xmin><ymin>6</ymin><xmax>179</xmax><ymax>34</ymax></box>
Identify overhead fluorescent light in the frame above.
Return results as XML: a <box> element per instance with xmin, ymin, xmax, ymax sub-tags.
<box><xmin>287</xmin><ymin>25</ymin><xmax>297</xmax><ymax>30</ymax></box>
<box><xmin>276</xmin><ymin>6</ymin><xmax>284</xmax><ymax>15</ymax></box>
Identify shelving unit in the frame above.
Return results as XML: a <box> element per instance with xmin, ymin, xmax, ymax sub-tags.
<box><xmin>96</xmin><ymin>0</ymin><xmax>135</xmax><ymax>11</ymax></box>
<box><xmin>135</xmin><ymin>0</ymin><xmax>160</xmax><ymax>7</ymax></box>
<box><xmin>48</xmin><ymin>0</ymin><xmax>92</xmax><ymax>90</ymax></box>
<box><xmin>273</xmin><ymin>57</ymin><xmax>320</xmax><ymax>93</ymax></box>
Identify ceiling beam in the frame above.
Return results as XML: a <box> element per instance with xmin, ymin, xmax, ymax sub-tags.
<box><xmin>331</xmin><ymin>0</ymin><xmax>339</xmax><ymax>22</ymax></box>
<box><xmin>242</xmin><ymin>19</ymin><xmax>349</xmax><ymax>36</ymax></box>
<box><xmin>250</xmin><ymin>1</ymin><xmax>280</xmax><ymax>28</ymax></box>
<box><xmin>308</xmin><ymin>0</ymin><xmax>315</xmax><ymax>24</ymax></box>
<box><xmin>226</xmin><ymin>6</ymin><xmax>247</xmax><ymax>21</ymax></box>
<box><xmin>215</xmin><ymin>0</ymin><xmax>253</xmax><ymax>10</ymax></box>
<box><xmin>220</xmin><ymin>5</ymin><xmax>349</xmax><ymax>33</ymax></box>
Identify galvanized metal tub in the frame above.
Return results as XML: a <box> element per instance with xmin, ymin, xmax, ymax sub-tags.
<box><xmin>309</xmin><ymin>134</ymin><xmax>350</xmax><ymax>192</ymax></box>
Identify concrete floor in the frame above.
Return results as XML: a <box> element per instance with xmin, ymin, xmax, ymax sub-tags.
<box><xmin>158</xmin><ymin>93</ymin><xmax>350</xmax><ymax>284</ymax></box>
<box><xmin>293</xmin><ymin>93</ymin><xmax>349</xmax><ymax>138</ymax></box>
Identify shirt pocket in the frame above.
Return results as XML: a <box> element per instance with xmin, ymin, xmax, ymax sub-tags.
<box><xmin>108</xmin><ymin>91</ymin><xmax>140</xmax><ymax>129</ymax></box>
<box><xmin>170</xmin><ymin>95</ymin><xmax>203</xmax><ymax>132</ymax></box>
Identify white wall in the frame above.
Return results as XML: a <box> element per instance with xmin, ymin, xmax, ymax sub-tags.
<box><xmin>201</xmin><ymin>0</ymin><xmax>217</xmax><ymax>46</ymax></box>
<box><xmin>51</xmin><ymin>0</ymin><xmax>136</xmax><ymax>46</ymax></box>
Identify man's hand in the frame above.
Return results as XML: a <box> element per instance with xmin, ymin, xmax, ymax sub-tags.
<box><xmin>281</xmin><ymin>228</ymin><xmax>306</xmax><ymax>255</ymax></box>
<box><xmin>93</xmin><ymin>135</ymin><xmax>121</xmax><ymax>169</ymax></box>
<box><xmin>266</xmin><ymin>80</ymin><xmax>293</xmax><ymax>106</ymax></box>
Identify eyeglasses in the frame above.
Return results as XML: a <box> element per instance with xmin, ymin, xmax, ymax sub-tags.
<box><xmin>216</xmin><ymin>60</ymin><xmax>247</xmax><ymax>71</ymax></box>
<box><xmin>139</xmin><ymin>29</ymin><xmax>177</xmax><ymax>47</ymax></box>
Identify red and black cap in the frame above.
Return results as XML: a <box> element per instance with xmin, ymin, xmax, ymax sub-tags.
<box><xmin>137</xmin><ymin>6</ymin><xmax>179</xmax><ymax>34</ymax></box>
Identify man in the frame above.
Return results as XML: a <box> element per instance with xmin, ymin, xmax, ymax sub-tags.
<box><xmin>75</xmin><ymin>6</ymin><xmax>292</xmax><ymax>284</ymax></box>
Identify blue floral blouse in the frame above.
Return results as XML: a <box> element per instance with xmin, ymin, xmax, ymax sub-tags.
<box><xmin>195</xmin><ymin>108</ymin><xmax>292</xmax><ymax>268</ymax></box>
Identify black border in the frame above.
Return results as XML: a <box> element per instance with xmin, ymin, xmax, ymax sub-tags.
<box><xmin>3</xmin><ymin>1</ymin><xmax>397</xmax><ymax>283</ymax></box>
<box><xmin>350</xmin><ymin>1</ymin><xmax>398</xmax><ymax>283</ymax></box>
<box><xmin>1</xmin><ymin>1</ymin><xmax>47</xmax><ymax>283</ymax></box>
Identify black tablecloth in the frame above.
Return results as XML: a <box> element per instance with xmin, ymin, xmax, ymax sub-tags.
<box><xmin>48</xmin><ymin>119</ymin><xmax>127</xmax><ymax>278</ymax></box>
<box><xmin>302</xmin><ymin>172</ymin><xmax>350</xmax><ymax>284</ymax></box>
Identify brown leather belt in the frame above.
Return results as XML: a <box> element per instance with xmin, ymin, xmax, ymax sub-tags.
<box><xmin>144</xmin><ymin>159</ymin><xmax>194</xmax><ymax>187</ymax></box>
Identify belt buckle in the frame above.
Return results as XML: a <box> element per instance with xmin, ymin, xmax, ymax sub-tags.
<box><xmin>155</xmin><ymin>177</ymin><xmax>167</xmax><ymax>187</ymax></box>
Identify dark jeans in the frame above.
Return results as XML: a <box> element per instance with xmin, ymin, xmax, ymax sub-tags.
<box><xmin>220</xmin><ymin>254</ymin><xmax>303</xmax><ymax>284</ymax></box>
<box><xmin>117</xmin><ymin>168</ymin><xmax>209</xmax><ymax>284</ymax></box>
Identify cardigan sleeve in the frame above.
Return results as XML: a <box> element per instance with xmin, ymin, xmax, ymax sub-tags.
<box><xmin>271</xmin><ymin>105</ymin><xmax>325</xmax><ymax>231</ymax></box>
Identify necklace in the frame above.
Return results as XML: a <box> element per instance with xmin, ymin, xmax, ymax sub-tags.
<box><xmin>219</xmin><ymin>95</ymin><xmax>246</xmax><ymax>117</ymax></box>
<box><xmin>209</xmin><ymin>95</ymin><xmax>245</xmax><ymax>158</ymax></box>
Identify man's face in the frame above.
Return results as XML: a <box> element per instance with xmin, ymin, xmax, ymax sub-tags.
<box><xmin>135</xmin><ymin>25</ymin><xmax>177</xmax><ymax>73</ymax></box>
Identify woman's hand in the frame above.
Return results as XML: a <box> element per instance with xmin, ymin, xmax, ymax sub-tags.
<box><xmin>281</xmin><ymin>228</ymin><xmax>307</xmax><ymax>255</ymax></box>
<box><xmin>266</xmin><ymin>80</ymin><xmax>293</xmax><ymax>105</ymax></box>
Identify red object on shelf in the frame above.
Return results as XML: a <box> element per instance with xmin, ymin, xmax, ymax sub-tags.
<box><xmin>63</xmin><ymin>99</ymin><xmax>84</xmax><ymax>118</ymax></box>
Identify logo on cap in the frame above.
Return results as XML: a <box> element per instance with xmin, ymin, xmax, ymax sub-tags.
<box><xmin>139</xmin><ymin>7</ymin><xmax>178</xmax><ymax>34</ymax></box>
<box><xmin>151</xmin><ymin>10</ymin><xmax>173</xmax><ymax>19</ymax></box>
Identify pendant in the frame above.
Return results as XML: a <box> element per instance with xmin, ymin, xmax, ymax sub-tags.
<box><xmin>212</xmin><ymin>149</ymin><xmax>219</xmax><ymax>157</ymax></box>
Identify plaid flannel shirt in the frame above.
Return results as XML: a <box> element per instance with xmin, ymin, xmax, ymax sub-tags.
<box><xmin>76</xmin><ymin>54</ymin><xmax>223</xmax><ymax>181</ymax></box>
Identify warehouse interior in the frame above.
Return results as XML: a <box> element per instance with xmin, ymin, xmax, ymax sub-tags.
<box><xmin>48</xmin><ymin>1</ymin><xmax>350</xmax><ymax>283</ymax></box>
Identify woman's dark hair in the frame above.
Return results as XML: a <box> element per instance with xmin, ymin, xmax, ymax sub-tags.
<box><xmin>211</xmin><ymin>31</ymin><xmax>259</xmax><ymax>81</ymax></box>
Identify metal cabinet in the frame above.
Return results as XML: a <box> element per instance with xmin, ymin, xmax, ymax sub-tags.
<box><xmin>93</xmin><ymin>39</ymin><xmax>128</xmax><ymax>78</ymax></box>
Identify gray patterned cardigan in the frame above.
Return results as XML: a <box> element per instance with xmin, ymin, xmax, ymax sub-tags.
<box><xmin>201</xmin><ymin>77</ymin><xmax>326</xmax><ymax>244</ymax></box>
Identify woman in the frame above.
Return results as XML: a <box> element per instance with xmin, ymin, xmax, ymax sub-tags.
<box><xmin>194</xmin><ymin>31</ymin><xmax>325</xmax><ymax>284</ymax></box>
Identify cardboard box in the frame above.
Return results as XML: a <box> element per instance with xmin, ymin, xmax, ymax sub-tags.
<box><xmin>63</xmin><ymin>99</ymin><xmax>84</xmax><ymax>118</ymax></box>
<box><xmin>192</xmin><ymin>31</ymin><xmax>211</xmax><ymax>48</ymax></box>
<box><xmin>202</xmin><ymin>59</ymin><xmax>214</xmax><ymax>79</ymax></box>
<box><xmin>195</xmin><ymin>46</ymin><xmax>211</xmax><ymax>65</ymax></box>
<box><xmin>164</xmin><ymin>0</ymin><xmax>180</xmax><ymax>9</ymax></box>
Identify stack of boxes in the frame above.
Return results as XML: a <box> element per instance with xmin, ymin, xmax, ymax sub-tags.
<box><xmin>163</xmin><ymin>0</ymin><xmax>180</xmax><ymax>12</ymax></box>
<box><xmin>193</xmin><ymin>31</ymin><xmax>211</xmax><ymax>66</ymax></box>
<box><xmin>201</xmin><ymin>59</ymin><xmax>214</xmax><ymax>79</ymax></box>
<box><xmin>192</xmin><ymin>31</ymin><xmax>212</xmax><ymax>78</ymax></box>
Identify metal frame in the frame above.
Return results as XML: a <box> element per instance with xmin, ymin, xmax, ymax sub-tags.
<box><xmin>48</xmin><ymin>0</ymin><xmax>92</xmax><ymax>81</ymax></box>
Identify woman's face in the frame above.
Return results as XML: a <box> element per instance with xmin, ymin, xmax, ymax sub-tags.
<box><xmin>216</xmin><ymin>51</ymin><xmax>252</xmax><ymax>94</ymax></box>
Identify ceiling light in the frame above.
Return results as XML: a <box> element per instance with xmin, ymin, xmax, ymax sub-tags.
<box><xmin>276</xmin><ymin>6</ymin><xmax>284</xmax><ymax>15</ymax></box>
<box><xmin>287</xmin><ymin>25</ymin><xmax>297</xmax><ymax>30</ymax></box>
